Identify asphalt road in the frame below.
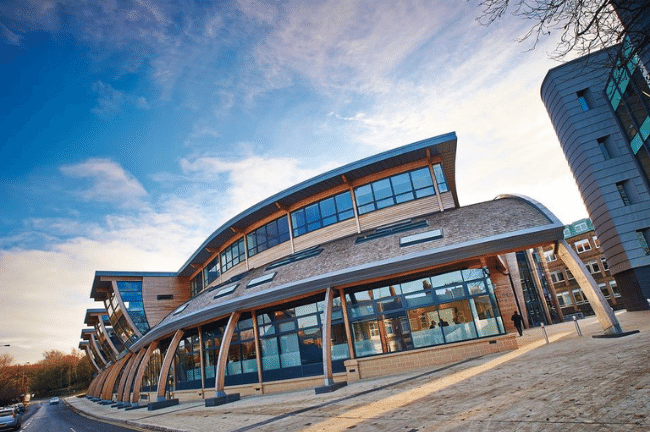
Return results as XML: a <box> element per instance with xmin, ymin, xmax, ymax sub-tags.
<box><xmin>19</xmin><ymin>400</ymin><xmax>141</xmax><ymax>432</ymax></box>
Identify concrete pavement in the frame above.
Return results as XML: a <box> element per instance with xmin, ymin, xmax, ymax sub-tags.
<box><xmin>65</xmin><ymin>310</ymin><xmax>650</xmax><ymax>431</ymax></box>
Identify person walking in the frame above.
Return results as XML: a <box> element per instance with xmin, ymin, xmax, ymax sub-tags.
<box><xmin>511</xmin><ymin>310</ymin><xmax>524</xmax><ymax>336</ymax></box>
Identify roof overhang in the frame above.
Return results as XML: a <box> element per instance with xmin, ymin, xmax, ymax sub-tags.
<box><xmin>132</xmin><ymin>195</ymin><xmax>563</xmax><ymax>351</ymax></box>
<box><xmin>177</xmin><ymin>132</ymin><xmax>459</xmax><ymax>278</ymax></box>
<box><xmin>90</xmin><ymin>271</ymin><xmax>177</xmax><ymax>300</ymax></box>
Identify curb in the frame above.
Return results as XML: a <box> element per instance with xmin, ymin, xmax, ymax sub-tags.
<box><xmin>63</xmin><ymin>397</ymin><xmax>188</xmax><ymax>432</ymax></box>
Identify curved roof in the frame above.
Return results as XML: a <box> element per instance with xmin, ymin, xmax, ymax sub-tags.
<box><xmin>131</xmin><ymin>194</ymin><xmax>564</xmax><ymax>351</ymax></box>
<box><xmin>177</xmin><ymin>132</ymin><xmax>459</xmax><ymax>278</ymax></box>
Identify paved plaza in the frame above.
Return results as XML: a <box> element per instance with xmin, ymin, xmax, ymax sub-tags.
<box><xmin>66</xmin><ymin>310</ymin><xmax>650</xmax><ymax>431</ymax></box>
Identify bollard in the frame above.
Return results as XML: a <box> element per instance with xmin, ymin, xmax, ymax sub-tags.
<box><xmin>541</xmin><ymin>323</ymin><xmax>549</xmax><ymax>344</ymax></box>
<box><xmin>573</xmin><ymin>315</ymin><xmax>582</xmax><ymax>336</ymax></box>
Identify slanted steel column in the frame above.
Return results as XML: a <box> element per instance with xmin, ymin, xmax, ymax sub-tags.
<box><xmin>101</xmin><ymin>354</ymin><xmax>131</xmax><ymax>401</ymax></box>
<box><xmin>131</xmin><ymin>341</ymin><xmax>159</xmax><ymax>405</ymax></box>
<box><xmin>315</xmin><ymin>288</ymin><xmax>347</xmax><ymax>394</ymax></box>
<box><xmin>557</xmin><ymin>240</ymin><xmax>622</xmax><ymax>334</ymax></box>
<box><xmin>121</xmin><ymin>348</ymin><xmax>147</xmax><ymax>403</ymax></box>
<box><xmin>115</xmin><ymin>353</ymin><xmax>138</xmax><ymax>403</ymax></box>
<box><xmin>156</xmin><ymin>330</ymin><xmax>185</xmax><ymax>401</ymax></box>
<box><xmin>215</xmin><ymin>311</ymin><xmax>240</xmax><ymax>397</ymax></box>
<box><xmin>322</xmin><ymin>288</ymin><xmax>335</xmax><ymax>386</ymax></box>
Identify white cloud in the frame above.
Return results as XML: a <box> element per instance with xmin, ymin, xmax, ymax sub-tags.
<box><xmin>180</xmin><ymin>153</ymin><xmax>339</xmax><ymax>213</ymax></box>
<box><xmin>60</xmin><ymin>158</ymin><xmax>149</xmax><ymax>208</ymax></box>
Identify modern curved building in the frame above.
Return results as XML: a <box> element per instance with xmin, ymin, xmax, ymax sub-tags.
<box><xmin>81</xmin><ymin>132</ymin><xmax>618</xmax><ymax>409</ymax></box>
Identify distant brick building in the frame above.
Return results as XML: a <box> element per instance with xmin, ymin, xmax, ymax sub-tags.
<box><xmin>540</xmin><ymin>219</ymin><xmax>623</xmax><ymax>317</ymax></box>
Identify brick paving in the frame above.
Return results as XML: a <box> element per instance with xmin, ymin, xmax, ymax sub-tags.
<box><xmin>66</xmin><ymin>310</ymin><xmax>650</xmax><ymax>431</ymax></box>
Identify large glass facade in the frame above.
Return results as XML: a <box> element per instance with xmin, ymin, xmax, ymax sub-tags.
<box><xmin>173</xmin><ymin>331</ymin><xmax>201</xmax><ymax>391</ymax></box>
<box><xmin>354</xmin><ymin>167</ymin><xmax>436</xmax><ymax>215</ymax></box>
<box><xmin>117</xmin><ymin>281</ymin><xmax>150</xmax><ymax>335</ymax></box>
<box><xmin>257</xmin><ymin>296</ymin><xmax>347</xmax><ymax>381</ymax></box>
<box><xmin>606</xmin><ymin>39</ymin><xmax>650</xmax><ymax>185</ymax></box>
<box><xmin>347</xmin><ymin>268</ymin><xmax>503</xmax><ymax>357</ymax></box>
<box><xmin>104</xmin><ymin>291</ymin><xmax>138</xmax><ymax>348</ymax></box>
<box><xmin>162</xmin><ymin>268</ymin><xmax>503</xmax><ymax>391</ymax></box>
<box><xmin>142</xmin><ymin>347</ymin><xmax>162</xmax><ymax>393</ymax></box>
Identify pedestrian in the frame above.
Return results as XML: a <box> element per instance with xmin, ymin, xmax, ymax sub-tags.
<box><xmin>511</xmin><ymin>310</ymin><xmax>524</xmax><ymax>336</ymax></box>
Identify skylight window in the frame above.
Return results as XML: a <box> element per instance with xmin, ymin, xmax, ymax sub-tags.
<box><xmin>356</xmin><ymin>220</ymin><xmax>429</xmax><ymax>244</ymax></box>
<box><xmin>247</xmin><ymin>272</ymin><xmax>276</xmax><ymax>288</ymax></box>
<box><xmin>266</xmin><ymin>246</ymin><xmax>323</xmax><ymax>270</ymax></box>
<box><xmin>213</xmin><ymin>284</ymin><xmax>238</xmax><ymax>299</ymax></box>
<box><xmin>172</xmin><ymin>304</ymin><xmax>188</xmax><ymax>315</ymax></box>
<box><xmin>400</xmin><ymin>228</ymin><xmax>443</xmax><ymax>246</ymax></box>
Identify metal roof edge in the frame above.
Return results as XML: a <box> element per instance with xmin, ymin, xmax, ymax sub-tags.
<box><xmin>132</xmin><ymin>219</ymin><xmax>563</xmax><ymax>350</ymax></box>
<box><xmin>176</xmin><ymin>132</ymin><xmax>458</xmax><ymax>277</ymax></box>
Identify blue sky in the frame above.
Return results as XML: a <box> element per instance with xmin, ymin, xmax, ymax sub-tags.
<box><xmin>0</xmin><ymin>1</ymin><xmax>589</xmax><ymax>364</ymax></box>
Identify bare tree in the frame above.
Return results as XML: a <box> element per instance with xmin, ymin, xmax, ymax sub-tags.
<box><xmin>471</xmin><ymin>0</ymin><xmax>650</xmax><ymax>60</ymax></box>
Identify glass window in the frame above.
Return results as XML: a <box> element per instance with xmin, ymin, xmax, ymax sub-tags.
<box><xmin>577</xmin><ymin>89</ymin><xmax>592</xmax><ymax>111</ymax></box>
<box><xmin>247</xmin><ymin>216</ymin><xmax>290</xmax><ymax>257</ymax></box>
<box><xmin>586</xmin><ymin>261</ymin><xmax>600</xmax><ymax>274</ymax></box>
<box><xmin>550</xmin><ymin>270</ymin><xmax>565</xmax><ymax>283</ymax></box>
<box><xmin>574</xmin><ymin>239</ymin><xmax>592</xmax><ymax>253</ymax></box>
<box><xmin>290</xmin><ymin>191</ymin><xmax>355</xmax><ymax>237</ymax></box>
<box><xmin>616</xmin><ymin>181</ymin><xmax>633</xmax><ymax>206</ymax></box>
<box><xmin>470</xmin><ymin>296</ymin><xmax>501</xmax><ymax>337</ymax></box>
<box><xmin>221</xmin><ymin>238</ymin><xmax>245</xmax><ymax>272</ymax></box>
<box><xmin>437</xmin><ymin>300</ymin><xmax>478</xmax><ymax>343</ymax></box>
<box><xmin>354</xmin><ymin>167</ymin><xmax>435</xmax><ymax>215</ymax></box>
<box><xmin>544</xmin><ymin>250</ymin><xmax>557</xmax><ymax>262</ymax></box>
<box><xmin>432</xmin><ymin>164</ymin><xmax>448</xmax><ymax>193</ymax></box>
<box><xmin>203</xmin><ymin>258</ymin><xmax>220</xmax><ymax>288</ymax></box>
<box><xmin>637</xmin><ymin>229</ymin><xmax>650</xmax><ymax>255</ymax></box>
<box><xmin>352</xmin><ymin>320</ymin><xmax>382</xmax><ymax>357</ymax></box>
<box><xmin>572</xmin><ymin>289</ymin><xmax>587</xmax><ymax>304</ymax></box>
<box><xmin>435</xmin><ymin>284</ymin><xmax>465</xmax><ymax>301</ymax></box>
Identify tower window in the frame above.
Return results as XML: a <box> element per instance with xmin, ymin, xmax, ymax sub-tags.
<box><xmin>637</xmin><ymin>229</ymin><xmax>650</xmax><ymax>255</ymax></box>
<box><xmin>597</xmin><ymin>136</ymin><xmax>616</xmax><ymax>160</ymax></box>
<box><xmin>616</xmin><ymin>180</ymin><xmax>636</xmax><ymax>206</ymax></box>
<box><xmin>577</xmin><ymin>89</ymin><xmax>593</xmax><ymax>111</ymax></box>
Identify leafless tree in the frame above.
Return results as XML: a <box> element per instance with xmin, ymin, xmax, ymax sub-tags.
<box><xmin>471</xmin><ymin>0</ymin><xmax>650</xmax><ymax>61</ymax></box>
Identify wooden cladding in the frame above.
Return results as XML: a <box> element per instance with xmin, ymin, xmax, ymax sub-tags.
<box><xmin>358</xmin><ymin>196</ymin><xmax>441</xmax><ymax>232</ymax></box>
<box><xmin>143</xmin><ymin>277</ymin><xmax>191</xmax><ymax>327</ymax></box>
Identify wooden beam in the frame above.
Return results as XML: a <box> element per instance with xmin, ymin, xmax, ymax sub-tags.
<box><xmin>214</xmin><ymin>311</ymin><xmax>241</xmax><ymax>397</ymax></box>
<box><xmin>156</xmin><ymin>330</ymin><xmax>185</xmax><ymax>401</ymax></box>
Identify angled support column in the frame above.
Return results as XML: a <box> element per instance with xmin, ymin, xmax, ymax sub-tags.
<box><xmin>205</xmin><ymin>311</ymin><xmax>241</xmax><ymax>406</ymax></box>
<box><xmin>315</xmin><ymin>288</ymin><xmax>347</xmax><ymax>394</ymax></box>
<box><xmin>90</xmin><ymin>333</ymin><xmax>109</xmax><ymax>366</ymax></box>
<box><xmin>83</xmin><ymin>345</ymin><xmax>101</xmax><ymax>373</ymax></box>
<box><xmin>129</xmin><ymin>341</ymin><xmax>159</xmax><ymax>408</ymax></box>
<box><xmin>92</xmin><ymin>368</ymin><xmax>111</xmax><ymax>399</ymax></box>
<box><xmin>114</xmin><ymin>353</ymin><xmax>138</xmax><ymax>406</ymax></box>
<box><xmin>121</xmin><ymin>348</ymin><xmax>147</xmax><ymax>403</ymax></box>
<box><xmin>100</xmin><ymin>354</ymin><xmax>131</xmax><ymax>402</ymax></box>
<box><xmin>148</xmin><ymin>330</ymin><xmax>184</xmax><ymax>410</ymax></box>
<box><xmin>557</xmin><ymin>240</ymin><xmax>622</xmax><ymax>334</ymax></box>
<box><xmin>88</xmin><ymin>369</ymin><xmax>106</xmax><ymax>399</ymax></box>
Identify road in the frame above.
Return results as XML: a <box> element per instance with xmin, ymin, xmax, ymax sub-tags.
<box><xmin>19</xmin><ymin>400</ymin><xmax>142</xmax><ymax>432</ymax></box>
